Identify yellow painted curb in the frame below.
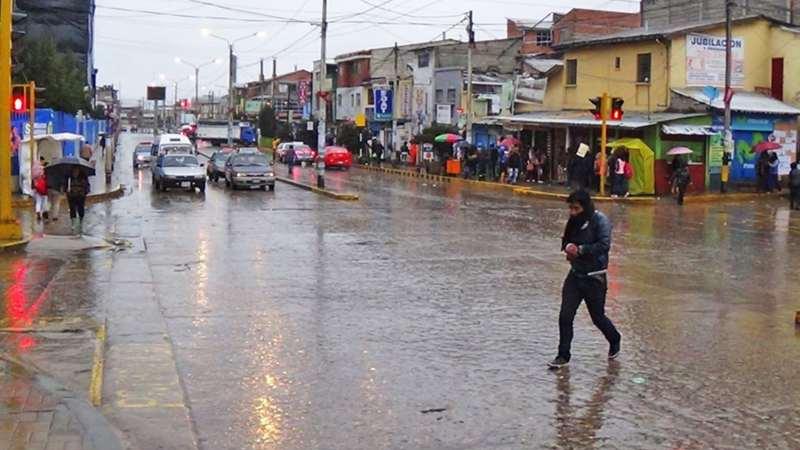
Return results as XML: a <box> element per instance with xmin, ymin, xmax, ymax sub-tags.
<box><xmin>276</xmin><ymin>177</ymin><xmax>359</xmax><ymax>201</ymax></box>
<box><xmin>90</xmin><ymin>322</ymin><xmax>107</xmax><ymax>407</ymax></box>
<box><xmin>0</xmin><ymin>238</ymin><xmax>31</xmax><ymax>252</ymax></box>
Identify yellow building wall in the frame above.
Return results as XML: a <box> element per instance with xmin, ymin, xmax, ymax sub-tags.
<box><xmin>559</xmin><ymin>40</ymin><xmax>669</xmax><ymax>112</ymax></box>
<box><xmin>768</xmin><ymin>27</ymin><xmax>800</xmax><ymax>107</ymax></box>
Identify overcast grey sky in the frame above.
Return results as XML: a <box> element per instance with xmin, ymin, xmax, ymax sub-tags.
<box><xmin>95</xmin><ymin>0</ymin><xmax>638</xmax><ymax>102</ymax></box>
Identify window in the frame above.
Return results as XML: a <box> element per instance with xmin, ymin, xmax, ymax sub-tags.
<box><xmin>435</xmin><ymin>89</ymin><xmax>445</xmax><ymax>104</ymax></box>
<box><xmin>637</xmin><ymin>53</ymin><xmax>651</xmax><ymax>83</ymax></box>
<box><xmin>566</xmin><ymin>59</ymin><xmax>577</xmax><ymax>86</ymax></box>
<box><xmin>337</xmin><ymin>94</ymin><xmax>342</xmax><ymax>107</ymax></box>
<box><xmin>418</xmin><ymin>52</ymin><xmax>430</xmax><ymax>68</ymax></box>
<box><xmin>535</xmin><ymin>30</ymin><xmax>552</xmax><ymax>46</ymax></box>
<box><xmin>353</xmin><ymin>61</ymin><xmax>360</xmax><ymax>74</ymax></box>
<box><xmin>614</xmin><ymin>57</ymin><xmax>621</xmax><ymax>71</ymax></box>
<box><xmin>356</xmin><ymin>92</ymin><xmax>361</xmax><ymax>107</ymax></box>
<box><xmin>447</xmin><ymin>88</ymin><xmax>457</xmax><ymax>104</ymax></box>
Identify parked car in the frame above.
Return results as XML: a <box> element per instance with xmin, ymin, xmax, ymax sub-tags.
<box><xmin>276</xmin><ymin>142</ymin><xmax>314</xmax><ymax>163</ymax></box>
<box><xmin>322</xmin><ymin>146</ymin><xmax>353</xmax><ymax>170</ymax></box>
<box><xmin>133</xmin><ymin>142</ymin><xmax>153</xmax><ymax>168</ymax></box>
<box><xmin>237</xmin><ymin>146</ymin><xmax>260</xmax><ymax>154</ymax></box>
<box><xmin>224</xmin><ymin>152</ymin><xmax>275</xmax><ymax>191</ymax></box>
<box><xmin>152</xmin><ymin>154</ymin><xmax>206</xmax><ymax>193</ymax></box>
<box><xmin>206</xmin><ymin>151</ymin><xmax>230</xmax><ymax>182</ymax></box>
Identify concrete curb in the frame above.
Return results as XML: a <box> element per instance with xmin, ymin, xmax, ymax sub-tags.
<box><xmin>355</xmin><ymin>164</ymin><xmax>655</xmax><ymax>203</ymax></box>
<box><xmin>0</xmin><ymin>354</ymin><xmax>125</xmax><ymax>450</ymax></box>
<box><xmin>12</xmin><ymin>184</ymin><xmax>125</xmax><ymax>209</ymax></box>
<box><xmin>0</xmin><ymin>238</ymin><xmax>31</xmax><ymax>252</ymax></box>
<box><xmin>356</xmin><ymin>164</ymin><xmax>787</xmax><ymax>205</ymax></box>
<box><xmin>276</xmin><ymin>176</ymin><xmax>359</xmax><ymax>201</ymax></box>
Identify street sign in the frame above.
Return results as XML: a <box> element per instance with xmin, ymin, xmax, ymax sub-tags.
<box><xmin>373</xmin><ymin>88</ymin><xmax>393</xmax><ymax>121</ymax></box>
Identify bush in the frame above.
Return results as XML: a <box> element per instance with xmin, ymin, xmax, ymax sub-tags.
<box><xmin>336</xmin><ymin>122</ymin><xmax>361</xmax><ymax>153</ymax></box>
<box><xmin>258</xmin><ymin>104</ymin><xmax>277</xmax><ymax>138</ymax></box>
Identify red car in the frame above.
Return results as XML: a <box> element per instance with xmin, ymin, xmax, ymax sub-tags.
<box><xmin>322</xmin><ymin>146</ymin><xmax>353</xmax><ymax>170</ymax></box>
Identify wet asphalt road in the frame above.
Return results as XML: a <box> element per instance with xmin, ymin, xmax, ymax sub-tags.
<box><xmin>4</xmin><ymin>133</ymin><xmax>800</xmax><ymax>449</ymax></box>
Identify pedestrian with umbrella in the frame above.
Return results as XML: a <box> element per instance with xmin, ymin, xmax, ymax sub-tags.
<box><xmin>46</xmin><ymin>157</ymin><xmax>94</xmax><ymax>234</ymax></box>
<box><xmin>667</xmin><ymin>147</ymin><xmax>693</xmax><ymax>205</ymax></box>
<box><xmin>549</xmin><ymin>189</ymin><xmax>621</xmax><ymax>369</ymax></box>
<box><xmin>789</xmin><ymin>162</ymin><xmax>800</xmax><ymax>210</ymax></box>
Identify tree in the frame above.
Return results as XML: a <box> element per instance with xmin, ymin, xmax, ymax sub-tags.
<box><xmin>14</xmin><ymin>37</ymin><xmax>90</xmax><ymax>114</ymax></box>
<box><xmin>258</xmin><ymin>104</ymin><xmax>277</xmax><ymax>138</ymax></box>
<box><xmin>336</xmin><ymin>122</ymin><xmax>360</xmax><ymax>153</ymax></box>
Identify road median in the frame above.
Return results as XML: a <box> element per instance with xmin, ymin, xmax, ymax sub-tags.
<box><xmin>276</xmin><ymin>176</ymin><xmax>359</xmax><ymax>201</ymax></box>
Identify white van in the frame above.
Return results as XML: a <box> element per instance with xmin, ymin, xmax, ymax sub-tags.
<box><xmin>151</xmin><ymin>134</ymin><xmax>194</xmax><ymax>157</ymax></box>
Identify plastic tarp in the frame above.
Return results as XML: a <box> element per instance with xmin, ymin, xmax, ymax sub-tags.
<box><xmin>608</xmin><ymin>138</ymin><xmax>655</xmax><ymax>195</ymax></box>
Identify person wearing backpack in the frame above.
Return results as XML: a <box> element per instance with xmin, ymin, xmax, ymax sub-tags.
<box><xmin>33</xmin><ymin>162</ymin><xmax>49</xmax><ymax>221</ymax></box>
<box><xmin>63</xmin><ymin>167</ymin><xmax>90</xmax><ymax>234</ymax></box>
<box><xmin>789</xmin><ymin>162</ymin><xmax>800</xmax><ymax>210</ymax></box>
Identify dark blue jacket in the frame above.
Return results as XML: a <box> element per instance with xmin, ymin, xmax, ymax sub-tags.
<box><xmin>563</xmin><ymin>211</ymin><xmax>612</xmax><ymax>274</ymax></box>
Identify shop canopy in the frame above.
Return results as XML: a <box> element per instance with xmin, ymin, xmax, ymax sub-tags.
<box><xmin>497</xmin><ymin>111</ymin><xmax>705</xmax><ymax>129</ymax></box>
<box><xmin>607</xmin><ymin>138</ymin><xmax>655</xmax><ymax>195</ymax></box>
<box><xmin>661</xmin><ymin>124</ymin><xmax>717</xmax><ymax>136</ymax></box>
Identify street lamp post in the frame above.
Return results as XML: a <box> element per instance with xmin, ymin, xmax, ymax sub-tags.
<box><xmin>202</xmin><ymin>29</ymin><xmax>265</xmax><ymax>146</ymax></box>
<box><xmin>175</xmin><ymin>57</ymin><xmax>221</xmax><ymax>120</ymax></box>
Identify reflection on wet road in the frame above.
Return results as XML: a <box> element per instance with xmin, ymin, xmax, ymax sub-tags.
<box><xmin>4</xmin><ymin>133</ymin><xmax>800</xmax><ymax>449</ymax></box>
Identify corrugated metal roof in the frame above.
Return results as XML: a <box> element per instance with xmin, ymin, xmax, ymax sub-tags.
<box><xmin>497</xmin><ymin>110</ymin><xmax>705</xmax><ymax>129</ymax></box>
<box><xmin>553</xmin><ymin>15</ymin><xmax>797</xmax><ymax>50</ymax></box>
<box><xmin>523</xmin><ymin>58</ymin><xmax>563</xmax><ymax>75</ymax></box>
<box><xmin>661</xmin><ymin>124</ymin><xmax>717</xmax><ymax>136</ymax></box>
<box><xmin>672</xmin><ymin>87</ymin><xmax>800</xmax><ymax>115</ymax></box>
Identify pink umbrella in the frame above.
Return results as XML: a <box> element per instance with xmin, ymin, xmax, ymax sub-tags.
<box><xmin>499</xmin><ymin>136</ymin><xmax>519</xmax><ymax>149</ymax></box>
<box><xmin>666</xmin><ymin>146</ymin><xmax>693</xmax><ymax>156</ymax></box>
<box><xmin>753</xmin><ymin>141</ymin><xmax>782</xmax><ymax>153</ymax></box>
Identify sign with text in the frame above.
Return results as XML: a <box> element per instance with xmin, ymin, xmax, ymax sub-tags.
<box><xmin>436</xmin><ymin>104</ymin><xmax>452</xmax><ymax>125</ymax></box>
<box><xmin>686</xmin><ymin>34</ymin><xmax>744</xmax><ymax>87</ymax></box>
<box><xmin>373</xmin><ymin>88</ymin><xmax>393</xmax><ymax>121</ymax></box>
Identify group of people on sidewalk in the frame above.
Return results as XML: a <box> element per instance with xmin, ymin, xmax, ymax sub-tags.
<box><xmin>458</xmin><ymin>143</ymin><xmax>548</xmax><ymax>185</ymax></box>
<box><xmin>567</xmin><ymin>146</ymin><xmax>634</xmax><ymax>198</ymax></box>
<box><xmin>31</xmin><ymin>154</ymin><xmax>92</xmax><ymax>235</ymax></box>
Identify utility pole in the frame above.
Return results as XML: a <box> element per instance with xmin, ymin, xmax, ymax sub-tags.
<box><xmin>392</xmin><ymin>42</ymin><xmax>399</xmax><ymax>155</ymax></box>
<box><xmin>260</xmin><ymin>58</ymin><xmax>265</xmax><ymax>82</ymax></box>
<box><xmin>466</xmin><ymin>11</ymin><xmax>474</xmax><ymax>144</ymax></box>
<box><xmin>194</xmin><ymin>67</ymin><xmax>199</xmax><ymax>119</ymax></box>
<box><xmin>227</xmin><ymin>44</ymin><xmax>235</xmax><ymax>145</ymax></box>
<box><xmin>316</xmin><ymin>0</ymin><xmax>328</xmax><ymax>188</ymax></box>
<box><xmin>174</xmin><ymin>81</ymin><xmax>179</xmax><ymax>126</ymax></box>
<box><xmin>0</xmin><ymin>0</ymin><xmax>20</xmax><ymax>240</ymax></box>
<box><xmin>272</xmin><ymin>58</ymin><xmax>277</xmax><ymax>108</ymax></box>
<box><xmin>721</xmin><ymin>0</ymin><xmax>734</xmax><ymax>193</ymax></box>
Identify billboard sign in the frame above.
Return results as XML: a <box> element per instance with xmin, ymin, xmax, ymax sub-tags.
<box><xmin>686</xmin><ymin>34</ymin><xmax>744</xmax><ymax>87</ymax></box>
<box><xmin>373</xmin><ymin>88</ymin><xmax>393</xmax><ymax>121</ymax></box>
<box><xmin>147</xmin><ymin>86</ymin><xmax>166</xmax><ymax>101</ymax></box>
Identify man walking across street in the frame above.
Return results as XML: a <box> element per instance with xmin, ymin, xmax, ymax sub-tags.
<box><xmin>549</xmin><ymin>189</ymin><xmax>621</xmax><ymax>369</ymax></box>
<box><xmin>789</xmin><ymin>162</ymin><xmax>800</xmax><ymax>210</ymax></box>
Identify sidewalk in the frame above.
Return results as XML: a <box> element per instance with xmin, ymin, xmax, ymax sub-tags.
<box><xmin>0</xmin><ymin>356</ymin><xmax>122</xmax><ymax>450</ymax></box>
<box><xmin>355</xmin><ymin>163</ymin><xmax>788</xmax><ymax>204</ymax></box>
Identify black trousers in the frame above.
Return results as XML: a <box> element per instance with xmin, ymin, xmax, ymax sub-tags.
<box><xmin>558</xmin><ymin>272</ymin><xmax>620</xmax><ymax>360</ymax></box>
<box><xmin>67</xmin><ymin>195</ymin><xmax>86</xmax><ymax>220</ymax></box>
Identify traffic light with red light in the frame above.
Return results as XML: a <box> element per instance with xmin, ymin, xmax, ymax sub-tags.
<box><xmin>589</xmin><ymin>97</ymin><xmax>602</xmax><ymax>120</ymax></box>
<box><xmin>610</xmin><ymin>97</ymin><xmax>624</xmax><ymax>121</ymax></box>
<box><xmin>11</xmin><ymin>86</ymin><xmax>27</xmax><ymax>112</ymax></box>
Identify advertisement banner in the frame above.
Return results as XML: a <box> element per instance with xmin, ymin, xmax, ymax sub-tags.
<box><xmin>436</xmin><ymin>104</ymin><xmax>451</xmax><ymax>125</ymax></box>
<box><xmin>373</xmin><ymin>88</ymin><xmax>393</xmax><ymax>121</ymax></box>
<box><xmin>708</xmin><ymin>133</ymin><xmax>724</xmax><ymax>168</ymax></box>
<box><xmin>244</xmin><ymin>100</ymin><xmax>262</xmax><ymax>114</ymax></box>
<box><xmin>398</xmin><ymin>79</ymin><xmax>413</xmax><ymax>119</ymax></box>
<box><xmin>686</xmin><ymin>34</ymin><xmax>744</xmax><ymax>87</ymax></box>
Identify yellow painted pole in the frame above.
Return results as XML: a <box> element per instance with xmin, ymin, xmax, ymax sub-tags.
<box><xmin>0</xmin><ymin>0</ymin><xmax>22</xmax><ymax>240</ymax></box>
<box><xmin>599</xmin><ymin>93</ymin><xmax>610</xmax><ymax>197</ymax></box>
<box><xmin>28</xmin><ymin>82</ymin><xmax>36</xmax><ymax>186</ymax></box>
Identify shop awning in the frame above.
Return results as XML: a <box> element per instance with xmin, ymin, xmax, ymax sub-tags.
<box><xmin>497</xmin><ymin>110</ymin><xmax>705</xmax><ymax>129</ymax></box>
<box><xmin>661</xmin><ymin>124</ymin><xmax>717</xmax><ymax>136</ymax></box>
<box><xmin>672</xmin><ymin>87</ymin><xmax>800</xmax><ymax>115</ymax></box>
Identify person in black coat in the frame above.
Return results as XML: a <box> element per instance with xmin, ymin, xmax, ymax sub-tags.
<box><xmin>549</xmin><ymin>189</ymin><xmax>621</xmax><ymax>369</ymax></box>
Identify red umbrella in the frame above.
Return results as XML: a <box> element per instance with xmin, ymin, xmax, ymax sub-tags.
<box><xmin>753</xmin><ymin>141</ymin><xmax>782</xmax><ymax>153</ymax></box>
<box><xmin>499</xmin><ymin>136</ymin><xmax>519</xmax><ymax>149</ymax></box>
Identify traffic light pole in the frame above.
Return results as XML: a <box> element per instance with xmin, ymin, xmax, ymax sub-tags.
<box><xmin>599</xmin><ymin>93</ymin><xmax>609</xmax><ymax>197</ymax></box>
<box><xmin>0</xmin><ymin>1</ymin><xmax>22</xmax><ymax>240</ymax></box>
